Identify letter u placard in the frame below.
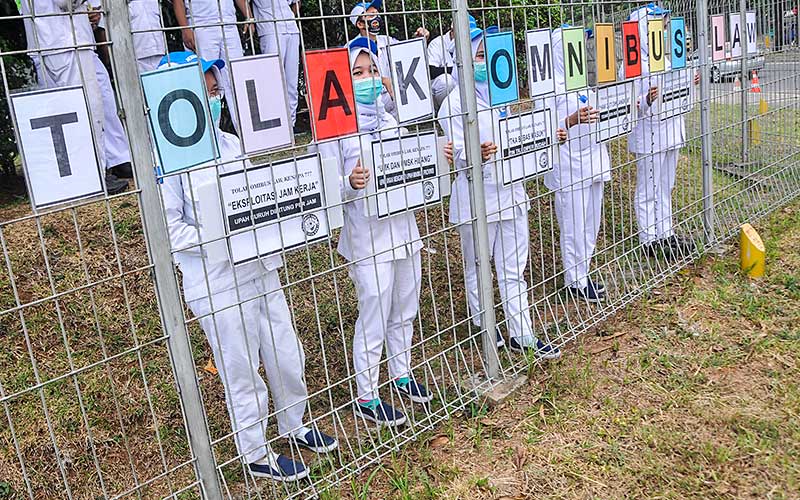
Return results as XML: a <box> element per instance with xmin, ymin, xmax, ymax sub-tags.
<box><xmin>141</xmin><ymin>63</ymin><xmax>219</xmax><ymax>174</ymax></box>
<box><xmin>485</xmin><ymin>31</ymin><xmax>519</xmax><ymax>106</ymax></box>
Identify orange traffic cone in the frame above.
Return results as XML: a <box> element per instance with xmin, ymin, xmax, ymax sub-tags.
<box><xmin>733</xmin><ymin>75</ymin><xmax>741</xmax><ymax>90</ymax></box>
<box><xmin>750</xmin><ymin>71</ymin><xmax>762</xmax><ymax>93</ymax></box>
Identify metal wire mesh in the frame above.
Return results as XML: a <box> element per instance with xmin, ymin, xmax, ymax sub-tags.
<box><xmin>0</xmin><ymin>0</ymin><xmax>797</xmax><ymax>498</ymax></box>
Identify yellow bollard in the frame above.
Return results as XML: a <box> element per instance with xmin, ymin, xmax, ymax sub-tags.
<box><xmin>765</xmin><ymin>35</ymin><xmax>770</xmax><ymax>48</ymax></box>
<box><xmin>740</xmin><ymin>223</ymin><xmax>765</xmax><ymax>278</ymax></box>
<box><xmin>759</xmin><ymin>97</ymin><xmax>768</xmax><ymax>115</ymax></box>
<box><xmin>749</xmin><ymin>119</ymin><xmax>761</xmax><ymax>145</ymax></box>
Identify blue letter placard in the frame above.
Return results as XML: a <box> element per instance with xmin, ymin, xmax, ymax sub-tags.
<box><xmin>485</xmin><ymin>31</ymin><xmax>519</xmax><ymax>106</ymax></box>
<box><xmin>141</xmin><ymin>63</ymin><xmax>218</xmax><ymax>174</ymax></box>
<box><xmin>670</xmin><ymin>17</ymin><xmax>687</xmax><ymax>69</ymax></box>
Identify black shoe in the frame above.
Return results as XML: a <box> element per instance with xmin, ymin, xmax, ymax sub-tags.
<box><xmin>509</xmin><ymin>337</ymin><xmax>562</xmax><ymax>359</ymax></box>
<box><xmin>355</xmin><ymin>400</ymin><xmax>406</xmax><ymax>427</ymax></box>
<box><xmin>105</xmin><ymin>172</ymin><xmax>129</xmax><ymax>195</ymax></box>
<box><xmin>496</xmin><ymin>328</ymin><xmax>505</xmax><ymax>348</ymax></box>
<box><xmin>109</xmin><ymin>162</ymin><xmax>133</xmax><ymax>179</ymax></box>
<box><xmin>643</xmin><ymin>239</ymin><xmax>677</xmax><ymax>260</ymax></box>
<box><xmin>589</xmin><ymin>279</ymin><xmax>605</xmax><ymax>294</ymax></box>
<box><xmin>567</xmin><ymin>281</ymin><xmax>605</xmax><ymax>304</ymax></box>
<box><xmin>249</xmin><ymin>453</ymin><xmax>308</xmax><ymax>482</ymax></box>
<box><xmin>667</xmin><ymin>235</ymin><xmax>696</xmax><ymax>255</ymax></box>
<box><xmin>395</xmin><ymin>378</ymin><xmax>433</xmax><ymax>404</ymax></box>
<box><xmin>290</xmin><ymin>427</ymin><xmax>338</xmax><ymax>453</ymax></box>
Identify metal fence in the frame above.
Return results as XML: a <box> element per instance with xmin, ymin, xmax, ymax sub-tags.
<box><xmin>0</xmin><ymin>0</ymin><xmax>798</xmax><ymax>498</ymax></box>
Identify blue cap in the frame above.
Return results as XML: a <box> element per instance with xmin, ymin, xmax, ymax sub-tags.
<box><xmin>158</xmin><ymin>51</ymin><xmax>225</xmax><ymax>72</ymax></box>
<box><xmin>646</xmin><ymin>2</ymin><xmax>671</xmax><ymax>15</ymax></box>
<box><xmin>347</xmin><ymin>36</ymin><xmax>379</xmax><ymax>56</ymax></box>
<box><xmin>485</xmin><ymin>25</ymin><xmax>500</xmax><ymax>35</ymax></box>
<box><xmin>349</xmin><ymin>0</ymin><xmax>382</xmax><ymax>25</ymax></box>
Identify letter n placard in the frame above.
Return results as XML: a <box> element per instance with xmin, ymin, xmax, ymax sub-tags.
<box><xmin>230</xmin><ymin>54</ymin><xmax>293</xmax><ymax>155</ymax></box>
<box><xmin>10</xmin><ymin>86</ymin><xmax>104</xmax><ymax>210</ymax></box>
<box><xmin>305</xmin><ymin>48</ymin><xmax>358</xmax><ymax>141</ymax></box>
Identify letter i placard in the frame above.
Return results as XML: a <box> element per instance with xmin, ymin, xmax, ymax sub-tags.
<box><xmin>305</xmin><ymin>48</ymin><xmax>358</xmax><ymax>141</ymax></box>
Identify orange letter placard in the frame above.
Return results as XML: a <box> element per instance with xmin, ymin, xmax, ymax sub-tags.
<box><xmin>622</xmin><ymin>21</ymin><xmax>642</xmax><ymax>79</ymax></box>
<box><xmin>595</xmin><ymin>23</ymin><xmax>617</xmax><ymax>84</ymax></box>
<box><xmin>305</xmin><ymin>48</ymin><xmax>358</xmax><ymax>141</ymax></box>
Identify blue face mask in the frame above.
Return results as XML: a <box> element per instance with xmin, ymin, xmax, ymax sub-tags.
<box><xmin>208</xmin><ymin>95</ymin><xmax>222</xmax><ymax>127</ymax></box>
<box><xmin>353</xmin><ymin>76</ymin><xmax>382</xmax><ymax>104</ymax></box>
<box><xmin>474</xmin><ymin>61</ymin><xmax>488</xmax><ymax>82</ymax></box>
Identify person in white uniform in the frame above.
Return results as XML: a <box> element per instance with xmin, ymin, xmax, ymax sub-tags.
<box><xmin>426</xmin><ymin>25</ymin><xmax>456</xmax><ymax>112</ymax></box>
<box><xmin>251</xmin><ymin>0</ymin><xmax>301</xmax><ymax>127</ymax></box>
<box><xmin>546</xmin><ymin>27</ymin><xmax>611</xmax><ymax>303</ymax></box>
<box><xmin>128</xmin><ymin>0</ymin><xmax>167</xmax><ymax>72</ymax></box>
<box><xmin>174</xmin><ymin>0</ymin><xmax>252</xmax><ymax>130</ymax></box>
<box><xmin>318</xmin><ymin>37</ymin><xmax>432</xmax><ymax>427</ymax></box>
<box><xmin>625</xmin><ymin>4</ymin><xmax>699</xmax><ymax>259</ymax></box>
<box><xmin>437</xmin><ymin>23</ymin><xmax>560</xmax><ymax>358</ymax></box>
<box><xmin>20</xmin><ymin>0</ymin><xmax>128</xmax><ymax>194</ymax></box>
<box><xmin>158</xmin><ymin>51</ymin><xmax>338</xmax><ymax>482</ymax></box>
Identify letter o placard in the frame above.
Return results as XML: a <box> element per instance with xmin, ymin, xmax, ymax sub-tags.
<box><xmin>485</xmin><ymin>31</ymin><xmax>519</xmax><ymax>106</ymax></box>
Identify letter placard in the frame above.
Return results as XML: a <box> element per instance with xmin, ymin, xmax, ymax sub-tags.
<box><xmin>595</xmin><ymin>23</ymin><xmax>617</xmax><ymax>84</ymax></box>
<box><xmin>746</xmin><ymin>12</ymin><xmax>757</xmax><ymax>54</ymax></box>
<box><xmin>657</xmin><ymin>68</ymin><xmax>694</xmax><ymax>120</ymax></box>
<box><xmin>10</xmin><ymin>86</ymin><xmax>104</xmax><ymax>209</ymax></box>
<box><xmin>729</xmin><ymin>13</ymin><xmax>743</xmax><ymax>58</ymax></box>
<box><xmin>622</xmin><ymin>21</ymin><xmax>642</xmax><ymax>79</ymax></box>
<box><xmin>218</xmin><ymin>154</ymin><xmax>342</xmax><ymax>265</ymax></box>
<box><xmin>496</xmin><ymin>109</ymin><xmax>555</xmax><ymax>185</ymax></box>
<box><xmin>141</xmin><ymin>63</ymin><xmax>218</xmax><ymax>173</ymax></box>
<box><xmin>562</xmin><ymin>27</ymin><xmax>587</xmax><ymax>90</ymax></box>
<box><xmin>671</xmin><ymin>17</ymin><xmax>687</xmax><ymax>69</ymax></box>
<box><xmin>366</xmin><ymin>132</ymin><xmax>441</xmax><ymax>218</ymax></box>
<box><xmin>711</xmin><ymin>15</ymin><xmax>726</xmax><ymax>62</ymax></box>
<box><xmin>485</xmin><ymin>31</ymin><xmax>519</xmax><ymax>106</ymax></box>
<box><xmin>305</xmin><ymin>48</ymin><xmax>358</xmax><ymax>141</ymax></box>
<box><xmin>388</xmin><ymin>38</ymin><xmax>433</xmax><ymax>124</ymax></box>
<box><xmin>526</xmin><ymin>29</ymin><xmax>555</xmax><ymax>98</ymax></box>
<box><xmin>648</xmin><ymin>19</ymin><xmax>665</xmax><ymax>73</ymax></box>
<box><xmin>230</xmin><ymin>54</ymin><xmax>293</xmax><ymax>155</ymax></box>
<box><xmin>590</xmin><ymin>81</ymin><xmax>634</xmax><ymax>143</ymax></box>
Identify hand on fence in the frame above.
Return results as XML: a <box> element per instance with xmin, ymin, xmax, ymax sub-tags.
<box><xmin>241</xmin><ymin>19</ymin><xmax>255</xmax><ymax>37</ymax></box>
<box><xmin>694</xmin><ymin>72</ymin><xmax>701</xmax><ymax>85</ymax></box>
<box><xmin>444</xmin><ymin>141</ymin><xmax>454</xmax><ymax>166</ymax></box>
<box><xmin>556</xmin><ymin>128</ymin><xmax>568</xmax><ymax>144</ymax></box>
<box><xmin>568</xmin><ymin>106</ymin><xmax>599</xmax><ymax>128</ymax></box>
<box><xmin>182</xmin><ymin>28</ymin><xmax>197</xmax><ymax>52</ymax></box>
<box><xmin>480</xmin><ymin>141</ymin><xmax>497</xmax><ymax>161</ymax></box>
<box><xmin>646</xmin><ymin>86</ymin><xmax>659</xmax><ymax>105</ymax></box>
<box><xmin>350</xmin><ymin>161</ymin><xmax>370</xmax><ymax>189</ymax></box>
<box><xmin>414</xmin><ymin>27</ymin><xmax>430</xmax><ymax>40</ymax></box>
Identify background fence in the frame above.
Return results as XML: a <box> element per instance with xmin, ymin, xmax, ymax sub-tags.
<box><xmin>0</xmin><ymin>0</ymin><xmax>798</xmax><ymax>498</ymax></box>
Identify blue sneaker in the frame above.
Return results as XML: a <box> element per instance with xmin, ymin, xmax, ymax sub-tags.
<box><xmin>395</xmin><ymin>378</ymin><xmax>433</xmax><ymax>404</ymax></box>
<box><xmin>290</xmin><ymin>427</ymin><xmax>338</xmax><ymax>453</ymax></box>
<box><xmin>567</xmin><ymin>281</ymin><xmax>605</xmax><ymax>303</ymax></box>
<box><xmin>509</xmin><ymin>337</ymin><xmax>562</xmax><ymax>360</ymax></box>
<box><xmin>249</xmin><ymin>453</ymin><xmax>308</xmax><ymax>482</ymax></box>
<box><xmin>355</xmin><ymin>400</ymin><xmax>407</xmax><ymax>427</ymax></box>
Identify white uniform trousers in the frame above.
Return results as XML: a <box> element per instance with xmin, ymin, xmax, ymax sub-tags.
<box><xmin>35</xmin><ymin>50</ymin><xmax>107</xmax><ymax>169</ymax></box>
<box><xmin>349</xmin><ymin>252</ymin><xmax>422</xmax><ymax>402</ymax></box>
<box><xmin>192</xmin><ymin>24</ymin><xmax>244</xmax><ymax>130</ymax></box>
<box><xmin>458</xmin><ymin>216</ymin><xmax>534</xmax><ymax>341</ymax></box>
<box><xmin>635</xmin><ymin>149</ymin><xmax>679</xmax><ymax>244</ymax></box>
<box><xmin>93</xmin><ymin>54</ymin><xmax>131</xmax><ymax>168</ymax></box>
<box><xmin>188</xmin><ymin>270</ymin><xmax>308</xmax><ymax>464</ymax></box>
<box><xmin>554</xmin><ymin>181</ymin><xmax>605</xmax><ymax>289</ymax></box>
<box><xmin>136</xmin><ymin>55</ymin><xmax>163</xmax><ymax>73</ymax></box>
<box><xmin>259</xmin><ymin>32</ymin><xmax>300</xmax><ymax>127</ymax></box>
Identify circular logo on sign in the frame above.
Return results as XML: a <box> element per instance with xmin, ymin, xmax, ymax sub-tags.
<box><xmin>423</xmin><ymin>180</ymin><xmax>435</xmax><ymax>200</ymax></box>
<box><xmin>538</xmin><ymin>151</ymin><xmax>549</xmax><ymax>168</ymax></box>
<box><xmin>681</xmin><ymin>97</ymin><xmax>689</xmax><ymax>111</ymax></box>
<box><xmin>622</xmin><ymin>117</ymin><xmax>630</xmax><ymax>131</ymax></box>
<box><xmin>302</xmin><ymin>214</ymin><xmax>320</xmax><ymax>236</ymax></box>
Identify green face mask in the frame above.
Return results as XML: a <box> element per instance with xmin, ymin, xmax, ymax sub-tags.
<box><xmin>353</xmin><ymin>76</ymin><xmax>382</xmax><ymax>105</ymax></box>
<box><xmin>208</xmin><ymin>95</ymin><xmax>222</xmax><ymax>127</ymax></box>
<box><xmin>474</xmin><ymin>61</ymin><xmax>488</xmax><ymax>82</ymax></box>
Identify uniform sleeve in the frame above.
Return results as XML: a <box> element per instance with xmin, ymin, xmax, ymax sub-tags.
<box><xmin>437</xmin><ymin>94</ymin><xmax>466</xmax><ymax>169</ymax></box>
<box><xmin>160</xmin><ymin>174</ymin><xmax>202</xmax><ymax>255</ymax></box>
<box><xmin>319</xmin><ymin>139</ymin><xmax>360</xmax><ymax>202</ymax></box>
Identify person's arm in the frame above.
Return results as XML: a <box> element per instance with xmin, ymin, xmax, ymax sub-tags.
<box><xmin>290</xmin><ymin>0</ymin><xmax>300</xmax><ymax>17</ymax></box>
<box><xmin>173</xmin><ymin>0</ymin><xmax>196</xmax><ymax>51</ymax></box>
<box><xmin>161</xmin><ymin>174</ymin><xmax>202</xmax><ymax>255</ymax></box>
<box><xmin>234</xmin><ymin>0</ymin><xmax>254</xmax><ymax>36</ymax></box>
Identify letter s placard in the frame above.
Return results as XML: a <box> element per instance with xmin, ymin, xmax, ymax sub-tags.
<box><xmin>141</xmin><ymin>62</ymin><xmax>219</xmax><ymax>174</ymax></box>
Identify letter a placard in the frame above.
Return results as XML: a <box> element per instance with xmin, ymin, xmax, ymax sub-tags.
<box><xmin>230</xmin><ymin>54</ymin><xmax>293</xmax><ymax>155</ymax></box>
<box><xmin>485</xmin><ymin>31</ymin><xmax>519</xmax><ymax>106</ymax></box>
<box><xmin>648</xmin><ymin>19</ymin><xmax>665</xmax><ymax>73</ymax></box>
<box><xmin>388</xmin><ymin>38</ymin><xmax>433</xmax><ymax>124</ymax></box>
<box><xmin>525</xmin><ymin>29</ymin><xmax>555</xmax><ymax>98</ymax></box>
<box><xmin>10</xmin><ymin>86</ymin><xmax>104</xmax><ymax>210</ymax></box>
<box><xmin>595</xmin><ymin>23</ymin><xmax>616</xmax><ymax>84</ymax></box>
<box><xmin>622</xmin><ymin>21</ymin><xmax>642</xmax><ymax>79</ymax></box>
<box><xmin>562</xmin><ymin>27</ymin><xmax>587</xmax><ymax>91</ymax></box>
<box><xmin>670</xmin><ymin>17</ymin><xmax>687</xmax><ymax>69</ymax></box>
<box><xmin>305</xmin><ymin>48</ymin><xmax>358</xmax><ymax>141</ymax></box>
<box><xmin>141</xmin><ymin>62</ymin><xmax>219</xmax><ymax>174</ymax></box>
<box><xmin>729</xmin><ymin>13</ymin><xmax>743</xmax><ymax>58</ymax></box>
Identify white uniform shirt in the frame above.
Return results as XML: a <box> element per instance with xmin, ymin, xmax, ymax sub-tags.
<box><xmin>184</xmin><ymin>0</ymin><xmax>236</xmax><ymax>23</ymax></box>
<box><xmin>21</xmin><ymin>0</ymin><xmax>94</xmax><ymax>55</ymax></box>
<box><xmin>628</xmin><ymin>57</ymin><xmax>687</xmax><ymax>154</ymax></box>
<box><xmin>317</xmin><ymin>133</ymin><xmax>422</xmax><ymax>263</ymax></box>
<box><xmin>128</xmin><ymin>0</ymin><xmax>166</xmax><ymax>59</ymax></box>
<box><xmin>437</xmin><ymin>91</ymin><xmax>529</xmax><ymax>225</ymax></box>
<box><xmin>161</xmin><ymin>131</ymin><xmax>282</xmax><ymax>302</ymax></box>
<box><xmin>426</xmin><ymin>32</ymin><xmax>454</xmax><ymax>69</ymax></box>
<box><xmin>252</xmin><ymin>0</ymin><xmax>299</xmax><ymax>36</ymax></box>
<box><xmin>545</xmin><ymin>90</ymin><xmax>612</xmax><ymax>192</ymax></box>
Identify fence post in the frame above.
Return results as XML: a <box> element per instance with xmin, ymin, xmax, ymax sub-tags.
<box><xmin>103</xmin><ymin>2</ymin><xmax>225</xmax><ymax>498</ymax></box>
<box><xmin>451</xmin><ymin>0</ymin><xmax>500</xmax><ymax>380</ymax></box>
<box><xmin>696</xmin><ymin>0</ymin><xmax>716</xmax><ymax>244</ymax></box>
<box><xmin>739</xmin><ymin>0</ymin><xmax>749</xmax><ymax>162</ymax></box>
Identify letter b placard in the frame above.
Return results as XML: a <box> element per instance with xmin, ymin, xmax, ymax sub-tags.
<box><xmin>485</xmin><ymin>31</ymin><xmax>519</xmax><ymax>106</ymax></box>
<box><xmin>141</xmin><ymin>63</ymin><xmax>219</xmax><ymax>174</ymax></box>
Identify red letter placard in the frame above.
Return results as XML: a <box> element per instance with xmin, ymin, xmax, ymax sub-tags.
<box><xmin>305</xmin><ymin>48</ymin><xmax>358</xmax><ymax>141</ymax></box>
<box><xmin>622</xmin><ymin>21</ymin><xmax>641</xmax><ymax>79</ymax></box>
